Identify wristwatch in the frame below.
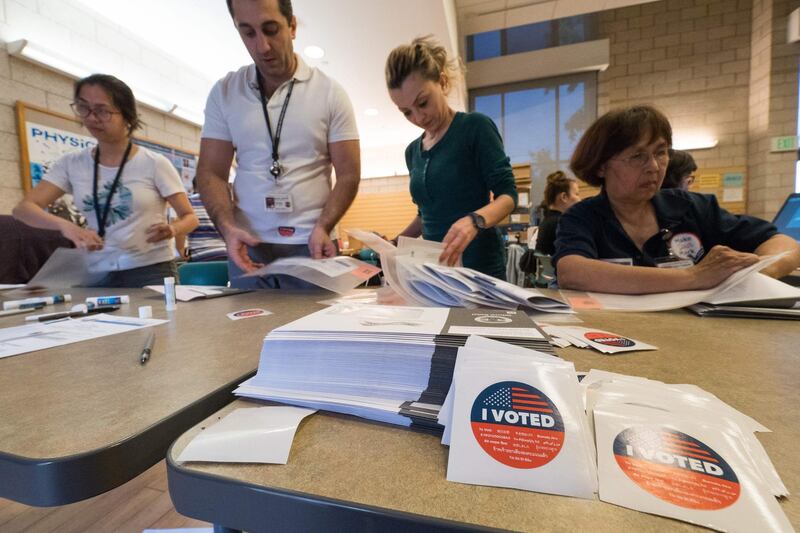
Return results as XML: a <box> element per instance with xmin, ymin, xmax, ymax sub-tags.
<box><xmin>467</xmin><ymin>212</ymin><xmax>487</xmax><ymax>230</ymax></box>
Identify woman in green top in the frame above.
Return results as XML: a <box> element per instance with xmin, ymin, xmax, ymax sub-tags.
<box><xmin>385</xmin><ymin>37</ymin><xmax>518</xmax><ymax>280</ymax></box>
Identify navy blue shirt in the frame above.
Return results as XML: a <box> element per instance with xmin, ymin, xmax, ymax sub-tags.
<box><xmin>553</xmin><ymin>189</ymin><xmax>778</xmax><ymax>268</ymax></box>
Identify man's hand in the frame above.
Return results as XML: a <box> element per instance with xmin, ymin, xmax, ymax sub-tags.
<box><xmin>308</xmin><ymin>224</ymin><xmax>336</xmax><ymax>259</ymax></box>
<box><xmin>221</xmin><ymin>223</ymin><xmax>263</xmax><ymax>273</ymax></box>
<box><xmin>688</xmin><ymin>245</ymin><xmax>759</xmax><ymax>289</ymax></box>
<box><xmin>439</xmin><ymin>216</ymin><xmax>479</xmax><ymax>267</ymax></box>
<box><xmin>61</xmin><ymin>223</ymin><xmax>104</xmax><ymax>251</ymax></box>
<box><xmin>145</xmin><ymin>223</ymin><xmax>175</xmax><ymax>243</ymax></box>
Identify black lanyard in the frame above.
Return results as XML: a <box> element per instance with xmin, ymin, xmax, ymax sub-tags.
<box><xmin>256</xmin><ymin>69</ymin><xmax>295</xmax><ymax>179</ymax></box>
<box><xmin>92</xmin><ymin>141</ymin><xmax>133</xmax><ymax>238</ymax></box>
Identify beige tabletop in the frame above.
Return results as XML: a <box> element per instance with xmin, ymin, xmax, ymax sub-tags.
<box><xmin>168</xmin><ymin>307</ymin><xmax>800</xmax><ymax>532</ymax></box>
<box><xmin>0</xmin><ymin>287</ymin><xmax>328</xmax><ymax>506</ymax></box>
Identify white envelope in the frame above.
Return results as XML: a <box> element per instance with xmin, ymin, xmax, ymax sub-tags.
<box><xmin>177</xmin><ymin>406</ymin><xmax>316</xmax><ymax>464</ymax></box>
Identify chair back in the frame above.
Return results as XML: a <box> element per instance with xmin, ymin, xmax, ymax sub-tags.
<box><xmin>178</xmin><ymin>261</ymin><xmax>229</xmax><ymax>286</ymax></box>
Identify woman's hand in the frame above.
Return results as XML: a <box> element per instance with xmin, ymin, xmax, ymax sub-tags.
<box><xmin>60</xmin><ymin>223</ymin><xmax>104</xmax><ymax>251</ymax></box>
<box><xmin>688</xmin><ymin>245</ymin><xmax>759</xmax><ymax>289</ymax></box>
<box><xmin>145</xmin><ymin>223</ymin><xmax>176</xmax><ymax>243</ymax></box>
<box><xmin>439</xmin><ymin>216</ymin><xmax>478</xmax><ymax>266</ymax></box>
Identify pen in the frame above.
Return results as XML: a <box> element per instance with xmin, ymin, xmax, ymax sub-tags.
<box><xmin>0</xmin><ymin>304</ymin><xmax>45</xmax><ymax>317</ymax></box>
<box><xmin>26</xmin><ymin>305</ymin><xmax>121</xmax><ymax>322</ymax></box>
<box><xmin>140</xmin><ymin>331</ymin><xmax>155</xmax><ymax>365</ymax></box>
<box><xmin>2</xmin><ymin>294</ymin><xmax>72</xmax><ymax>311</ymax></box>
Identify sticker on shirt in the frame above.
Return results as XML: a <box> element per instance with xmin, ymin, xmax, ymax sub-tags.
<box><xmin>265</xmin><ymin>194</ymin><xmax>293</xmax><ymax>213</ymax></box>
<box><xmin>278</xmin><ymin>226</ymin><xmax>296</xmax><ymax>237</ymax></box>
<box><xmin>613</xmin><ymin>427</ymin><xmax>740</xmax><ymax>510</ymax></box>
<box><xmin>668</xmin><ymin>232</ymin><xmax>704</xmax><ymax>262</ymax></box>
<box><xmin>601</xmin><ymin>258</ymin><xmax>634</xmax><ymax>266</ymax></box>
<box><xmin>470</xmin><ymin>381</ymin><xmax>565</xmax><ymax>469</ymax></box>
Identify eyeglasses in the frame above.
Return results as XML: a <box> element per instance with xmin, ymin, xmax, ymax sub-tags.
<box><xmin>70</xmin><ymin>102</ymin><xmax>120</xmax><ymax>121</ymax></box>
<box><xmin>613</xmin><ymin>149</ymin><xmax>670</xmax><ymax>168</ymax></box>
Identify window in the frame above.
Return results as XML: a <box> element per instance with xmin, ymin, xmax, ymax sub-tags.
<box><xmin>470</xmin><ymin>72</ymin><xmax>597</xmax><ymax>183</ymax></box>
<box><xmin>466</xmin><ymin>14</ymin><xmax>597</xmax><ymax>62</ymax></box>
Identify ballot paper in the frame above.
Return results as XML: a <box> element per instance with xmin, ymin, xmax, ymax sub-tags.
<box><xmin>346</xmin><ymin>228</ymin><xmax>397</xmax><ymax>255</ymax></box>
<box><xmin>445</xmin><ymin>336</ymin><xmax>597</xmax><ymax>498</ymax></box>
<box><xmin>24</xmin><ymin>248</ymin><xmax>106</xmax><ymax>288</ymax></box>
<box><xmin>176</xmin><ymin>406</ymin><xmax>316</xmax><ymax>463</ymax></box>
<box><xmin>235</xmin><ymin>305</ymin><xmax>555</xmax><ymax>431</ymax></box>
<box><xmin>594</xmin><ymin>403</ymin><xmax>792</xmax><ymax>533</ymax></box>
<box><xmin>565</xmin><ymin>253</ymin><xmax>795</xmax><ymax>312</ymax></box>
<box><xmin>542</xmin><ymin>326</ymin><xmax>657</xmax><ymax>354</ymax></box>
<box><xmin>243</xmin><ymin>256</ymin><xmax>381</xmax><ymax>294</ymax></box>
<box><xmin>0</xmin><ymin>314</ymin><xmax>167</xmax><ymax>359</ymax></box>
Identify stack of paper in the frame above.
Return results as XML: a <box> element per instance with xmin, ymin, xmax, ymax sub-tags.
<box><xmin>349</xmin><ymin>230</ymin><xmax>572</xmax><ymax>313</ymax></box>
<box><xmin>145</xmin><ymin>285</ymin><xmax>249</xmax><ymax>302</ymax></box>
<box><xmin>542</xmin><ymin>326</ymin><xmax>657</xmax><ymax>354</ymax></box>
<box><xmin>586</xmin><ymin>370</ymin><xmax>791</xmax><ymax>532</ymax></box>
<box><xmin>235</xmin><ymin>304</ymin><xmax>554</xmax><ymax>430</ymax></box>
<box><xmin>442</xmin><ymin>336</ymin><xmax>597</xmax><ymax>499</ymax></box>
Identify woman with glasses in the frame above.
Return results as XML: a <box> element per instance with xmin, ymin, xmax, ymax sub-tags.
<box><xmin>553</xmin><ymin>105</ymin><xmax>799</xmax><ymax>294</ymax></box>
<box><xmin>13</xmin><ymin>74</ymin><xmax>198</xmax><ymax>287</ymax></box>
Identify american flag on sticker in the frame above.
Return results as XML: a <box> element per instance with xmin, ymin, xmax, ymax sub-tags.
<box><xmin>482</xmin><ymin>384</ymin><xmax>554</xmax><ymax>414</ymax></box>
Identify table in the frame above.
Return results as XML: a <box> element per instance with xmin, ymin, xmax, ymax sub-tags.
<box><xmin>0</xmin><ymin>287</ymin><xmax>328</xmax><ymax>506</ymax></box>
<box><xmin>166</xmin><ymin>308</ymin><xmax>800</xmax><ymax>532</ymax></box>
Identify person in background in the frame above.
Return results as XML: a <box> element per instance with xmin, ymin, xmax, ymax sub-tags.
<box><xmin>661</xmin><ymin>149</ymin><xmax>697</xmax><ymax>190</ymax></box>
<box><xmin>554</xmin><ymin>104</ymin><xmax>800</xmax><ymax>294</ymax></box>
<box><xmin>13</xmin><ymin>74</ymin><xmax>198</xmax><ymax>287</ymax></box>
<box><xmin>385</xmin><ymin>36</ymin><xmax>517</xmax><ymax>279</ymax></box>
<box><xmin>534</xmin><ymin>170</ymin><xmax>581</xmax><ymax>256</ymax></box>
<box><xmin>197</xmin><ymin>0</ymin><xmax>360</xmax><ymax>289</ymax></box>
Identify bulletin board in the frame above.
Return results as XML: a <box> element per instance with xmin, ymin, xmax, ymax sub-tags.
<box><xmin>15</xmin><ymin>101</ymin><xmax>199</xmax><ymax>193</ymax></box>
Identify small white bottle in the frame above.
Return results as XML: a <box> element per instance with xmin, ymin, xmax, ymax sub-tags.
<box><xmin>164</xmin><ymin>276</ymin><xmax>177</xmax><ymax>311</ymax></box>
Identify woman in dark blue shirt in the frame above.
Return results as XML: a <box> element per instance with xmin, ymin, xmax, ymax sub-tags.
<box><xmin>554</xmin><ymin>105</ymin><xmax>800</xmax><ymax>294</ymax></box>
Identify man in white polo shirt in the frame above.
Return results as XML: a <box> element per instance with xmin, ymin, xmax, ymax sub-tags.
<box><xmin>197</xmin><ymin>0</ymin><xmax>360</xmax><ymax>288</ymax></box>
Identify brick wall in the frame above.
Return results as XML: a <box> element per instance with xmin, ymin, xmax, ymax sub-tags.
<box><xmin>0</xmin><ymin>42</ymin><xmax>201</xmax><ymax>214</ymax></box>
<box><xmin>598</xmin><ymin>0</ymin><xmax>754</xmax><ymax>177</ymax></box>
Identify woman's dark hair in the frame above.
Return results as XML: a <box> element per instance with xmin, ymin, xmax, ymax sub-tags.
<box><xmin>226</xmin><ymin>0</ymin><xmax>293</xmax><ymax>23</ymax></box>
<box><xmin>74</xmin><ymin>74</ymin><xmax>142</xmax><ymax>135</ymax></box>
<box><xmin>569</xmin><ymin>105</ymin><xmax>672</xmax><ymax>187</ymax></box>
<box><xmin>661</xmin><ymin>149</ymin><xmax>697</xmax><ymax>189</ymax></box>
<box><xmin>540</xmin><ymin>170</ymin><xmax>575</xmax><ymax>209</ymax></box>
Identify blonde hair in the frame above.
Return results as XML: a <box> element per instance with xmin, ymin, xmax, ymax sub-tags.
<box><xmin>385</xmin><ymin>36</ymin><xmax>463</xmax><ymax>93</ymax></box>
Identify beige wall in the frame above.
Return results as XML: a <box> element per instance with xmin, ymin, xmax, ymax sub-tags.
<box><xmin>0</xmin><ymin>41</ymin><xmax>201</xmax><ymax>214</ymax></box>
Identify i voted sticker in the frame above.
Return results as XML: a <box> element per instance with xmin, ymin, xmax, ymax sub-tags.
<box><xmin>227</xmin><ymin>308</ymin><xmax>272</xmax><ymax>321</ymax></box>
<box><xmin>669</xmin><ymin>233</ymin><xmax>704</xmax><ymax>262</ymax></box>
<box><xmin>613</xmin><ymin>427</ymin><xmax>740</xmax><ymax>510</ymax></box>
<box><xmin>470</xmin><ymin>381</ymin><xmax>565</xmax><ymax>469</ymax></box>
<box><xmin>584</xmin><ymin>332</ymin><xmax>635</xmax><ymax>348</ymax></box>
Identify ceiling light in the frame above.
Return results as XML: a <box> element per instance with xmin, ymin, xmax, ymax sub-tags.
<box><xmin>672</xmin><ymin>133</ymin><xmax>718</xmax><ymax>151</ymax></box>
<box><xmin>7</xmin><ymin>39</ymin><xmax>94</xmax><ymax>79</ymax></box>
<box><xmin>364</xmin><ymin>108</ymin><xmax>379</xmax><ymax>117</ymax></box>
<box><xmin>303</xmin><ymin>45</ymin><xmax>325</xmax><ymax>59</ymax></box>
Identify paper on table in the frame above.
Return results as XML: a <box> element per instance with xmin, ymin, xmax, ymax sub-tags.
<box><xmin>146</xmin><ymin>284</ymin><xmax>225</xmax><ymax>302</ymax></box>
<box><xmin>243</xmin><ymin>256</ymin><xmax>381</xmax><ymax>294</ymax></box>
<box><xmin>0</xmin><ymin>313</ymin><xmax>167</xmax><ymax>359</ymax></box>
<box><xmin>177</xmin><ymin>406</ymin><xmax>316</xmax><ymax>464</ymax></box>
<box><xmin>25</xmin><ymin>248</ymin><xmax>106</xmax><ymax>289</ymax></box>
<box><xmin>580</xmin><ymin>253</ymin><xmax>788</xmax><ymax>312</ymax></box>
<box><xmin>0</xmin><ymin>284</ymin><xmax>25</xmax><ymax>291</ymax></box>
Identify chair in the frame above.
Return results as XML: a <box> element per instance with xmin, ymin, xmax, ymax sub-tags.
<box><xmin>533</xmin><ymin>252</ymin><xmax>556</xmax><ymax>288</ymax></box>
<box><xmin>178</xmin><ymin>261</ymin><xmax>229</xmax><ymax>286</ymax></box>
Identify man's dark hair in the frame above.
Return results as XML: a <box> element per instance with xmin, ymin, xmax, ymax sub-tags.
<box><xmin>74</xmin><ymin>74</ymin><xmax>141</xmax><ymax>135</ymax></box>
<box><xmin>662</xmin><ymin>149</ymin><xmax>698</xmax><ymax>189</ymax></box>
<box><xmin>226</xmin><ymin>0</ymin><xmax>293</xmax><ymax>23</ymax></box>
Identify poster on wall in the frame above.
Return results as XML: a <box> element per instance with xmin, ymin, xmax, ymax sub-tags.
<box><xmin>25</xmin><ymin>122</ymin><xmax>96</xmax><ymax>188</ymax></box>
<box><xmin>132</xmin><ymin>138</ymin><xmax>197</xmax><ymax>191</ymax></box>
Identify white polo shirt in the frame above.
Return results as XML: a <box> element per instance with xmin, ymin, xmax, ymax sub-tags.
<box><xmin>202</xmin><ymin>56</ymin><xmax>359</xmax><ymax>244</ymax></box>
<box><xmin>43</xmin><ymin>147</ymin><xmax>185</xmax><ymax>271</ymax></box>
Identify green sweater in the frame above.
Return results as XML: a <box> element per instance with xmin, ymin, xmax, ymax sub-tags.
<box><xmin>404</xmin><ymin>112</ymin><xmax>517</xmax><ymax>279</ymax></box>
